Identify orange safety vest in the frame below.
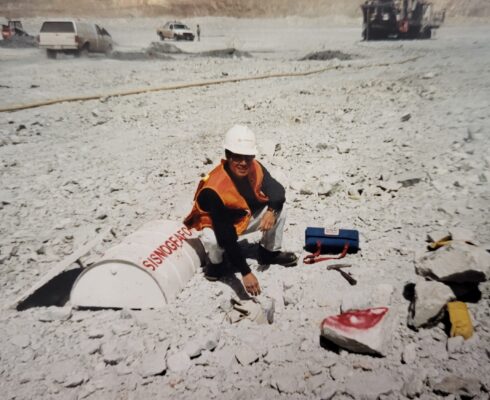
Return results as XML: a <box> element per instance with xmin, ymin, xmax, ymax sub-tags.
<box><xmin>184</xmin><ymin>159</ymin><xmax>269</xmax><ymax>235</ymax></box>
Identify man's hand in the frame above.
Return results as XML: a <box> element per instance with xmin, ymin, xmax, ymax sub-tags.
<box><xmin>242</xmin><ymin>272</ymin><xmax>261</xmax><ymax>296</ymax></box>
<box><xmin>259</xmin><ymin>209</ymin><xmax>276</xmax><ymax>232</ymax></box>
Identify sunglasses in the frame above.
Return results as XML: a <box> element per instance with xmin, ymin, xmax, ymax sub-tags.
<box><xmin>229</xmin><ymin>153</ymin><xmax>255</xmax><ymax>163</ymax></box>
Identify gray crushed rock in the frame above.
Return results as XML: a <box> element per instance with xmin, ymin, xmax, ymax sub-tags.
<box><xmin>299</xmin><ymin>50</ymin><xmax>354</xmax><ymax>61</ymax></box>
<box><xmin>38</xmin><ymin>306</ymin><xmax>72</xmax><ymax>322</ymax></box>
<box><xmin>166</xmin><ymin>351</ymin><xmax>191</xmax><ymax>372</ymax></box>
<box><xmin>235</xmin><ymin>344</ymin><xmax>259</xmax><ymax>365</ymax></box>
<box><xmin>101</xmin><ymin>343</ymin><xmax>125</xmax><ymax>365</ymax></box>
<box><xmin>431</xmin><ymin>375</ymin><xmax>482</xmax><ymax>397</ymax></box>
<box><xmin>138</xmin><ymin>349</ymin><xmax>168</xmax><ymax>378</ymax></box>
<box><xmin>401</xmin><ymin>372</ymin><xmax>426</xmax><ymax>399</ymax></box>
<box><xmin>342</xmin><ymin>372</ymin><xmax>401</xmax><ymax>400</ymax></box>
<box><xmin>196</xmin><ymin>48</ymin><xmax>252</xmax><ymax>58</ymax></box>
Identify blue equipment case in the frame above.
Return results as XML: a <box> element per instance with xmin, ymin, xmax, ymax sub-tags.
<box><xmin>305</xmin><ymin>227</ymin><xmax>360</xmax><ymax>254</ymax></box>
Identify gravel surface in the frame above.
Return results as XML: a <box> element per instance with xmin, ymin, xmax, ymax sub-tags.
<box><xmin>0</xmin><ymin>17</ymin><xmax>489</xmax><ymax>400</ymax></box>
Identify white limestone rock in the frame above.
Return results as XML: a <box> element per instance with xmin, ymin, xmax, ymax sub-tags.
<box><xmin>138</xmin><ymin>349</ymin><xmax>168</xmax><ymax>378</ymax></box>
<box><xmin>264</xmin><ymin>346</ymin><xmax>290</xmax><ymax>364</ymax></box>
<box><xmin>336</xmin><ymin>142</ymin><xmax>350</xmax><ymax>154</ymax></box>
<box><xmin>111</xmin><ymin>324</ymin><xmax>131</xmax><ymax>337</ymax></box>
<box><xmin>87</xmin><ymin>329</ymin><xmax>104</xmax><ymax>339</ymax></box>
<box><xmin>267</xmin><ymin>279</ymin><xmax>284</xmax><ymax>314</ymax></box>
<box><xmin>235</xmin><ymin>345</ymin><xmax>259</xmax><ymax>365</ymax></box>
<box><xmin>119</xmin><ymin>308</ymin><xmax>133</xmax><ymax>319</ymax></box>
<box><xmin>260</xmin><ymin>297</ymin><xmax>275</xmax><ymax>324</ymax></box>
<box><xmin>80</xmin><ymin>339</ymin><xmax>101</xmax><ymax>355</ymax></box>
<box><xmin>447</xmin><ymin>336</ymin><xmax>465</xmax><ymax>355</ymax></box>
<box><xmin>202</xmin><ymin>330</ymin><xmax>221</xmax><ymax>351</ymax></box>
<box><xmin>317</xmin><ymin>174</ymin><xmax>343</xmax><ymax>196</ymax></box>
<box><xmin>321</xmin><ymin>307</ymin><xmax>395</xmax><ymax>356</ymax></box>
<box><xmin>115</xmin><ymin>364</ymin><xmax>132</xmax><ymax>376</ymax></box>
<box><xmin>342</xmin><ymin>372</ymin><xmax>401</xmax><ymax>400</ymax></box>
<box><xmin>19</xmin><ymin>348</ymin><xmax>35</xmax><ymax>363</ymax></box>
<box><xmin>307</xmin><ymin>373</ymin><xmax>327</xmax><ymax>392</ymax></box>
<box><xmin>50</xmin><ymin>360</ymin><xmax>82</xmax><ymax>385</ymax></box>
<box><xmin>167</xmin><ymin>351</ymin><xmax>191</xmax><ymax>373</ymax></box>
<box><xmin>183</xmin><ymin>340</ymin><xmax>202</xmax><ymax>358</ymax></box>
<box><xmin>416</xmin><ymin>242</ymin><xmax>489</xmax><ymax>283</ymax></box>
<box><xmin>315</xmin><ymin>386</ymin><xmax>337</xmax><ymax>400</ymax></box>
<box><xmin>306</xmin><ymin>360</ymin><xmax>323</xmax><ymax>376</ymax></box>
<box><xmin>11</xmin><ymin>334</ymin><xmax>30</xmax><ymax>348</ymax></box>
<box><xmin>431</xmin><ymin>375</ymin><xmax>481</xmax><ymax>397</ymax></box>
<box><xmin>101</xmin><ymin>343</ymin><xmax>124</xmax><ymax>365</ymax></box>
<box><xmin>408</xmin><ymin>281</ymin><xmax>455</xmax><ymax>328</ymax></box>
<box><xmin>299</xmin><ymin>181</ymin><xmax>316</xmax><ymax>195</ymax></box>
<box><xmin>270</xmin><ymin>366</ymin><xmax>306</xmax><ymax>394</ymax></box>
<box><xmin>63</xmin><ymin>373</ymin><xmax>86</xmax><ymax>388</ymax></box>
<box><xmin>423</xmin><ymin>71</ymin><xmax>437</xmax><ymax>79</ymax></box>
<box><xmin>76</xmin><ymin>384</ymin><xmax>98</xmax><ymax>399</ymax></box>
<box><xmin>401</xmin><ymin>343</ymin><xmax>417</xmax><ymax>364</ymax></box>
<box><xmin>401</xmin><ymin>372</ymin><xmax>426</xmax><ymax>399</ymax></box>
<box><xmin>194</xmin><ymin>350</ymin><xmax>212</xmax><ymax>366</ymax></box>
<box><xmin>213</xmin><ymin>346</ymin><xmax>236</xmax><ymax>368</ymax></box>
<box><xmin>38</xmin><ymin>306</ymin><xmax>72</xmax><ymax>322</ymax></box>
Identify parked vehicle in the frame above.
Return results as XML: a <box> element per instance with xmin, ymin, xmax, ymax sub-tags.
<box><xmin>38</xmin><ymin>20</ymin><xmax>113</xmax><ymax>58</ymax></box>
<box><xmin>361</xmin><ymin>0</ymin><xmax>445</xmax><ymax>40</ymax></box>
<box><xmin>156</xmin><ymin>21</ymin><xmax>195</xmax><ymax>41</ymax></box>
<box><xmin>2</xmin><ymin>20</ymin><xmax>29</xmax><ymax>40</ymax></box>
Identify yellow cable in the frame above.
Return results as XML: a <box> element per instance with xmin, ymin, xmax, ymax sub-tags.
<box><xmin>0</xmin><ymin>56</ymin><xmax>420</xmax><ymax>113</ymax></box>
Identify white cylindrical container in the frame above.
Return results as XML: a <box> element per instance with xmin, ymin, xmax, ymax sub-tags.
<box><xmin>70</xmin><ymin>220</ymin><xmax>205</xmax><ymax>309</ymax></box>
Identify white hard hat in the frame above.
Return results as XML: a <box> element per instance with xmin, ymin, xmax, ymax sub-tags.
<box><xmin>223</xmin><ymin>125</ymin><xmax>257</xmax><ymax>156</ymax></box>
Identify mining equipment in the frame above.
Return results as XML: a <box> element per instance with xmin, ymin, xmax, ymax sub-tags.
<box><xmin>1</xmin><ymin>20</ymin><xmax>29</xmax><ymax>40</ymax></box>
<box><xmin>361</xmin><ymin>0</ymin><xmax>445</xmax><ymax>40</ymax></box>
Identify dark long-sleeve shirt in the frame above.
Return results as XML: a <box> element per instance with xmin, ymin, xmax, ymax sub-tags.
<box><xmin>197</xmin><ymin>161</ymin><xmax>285</xmax><ymax>275</ymax></box>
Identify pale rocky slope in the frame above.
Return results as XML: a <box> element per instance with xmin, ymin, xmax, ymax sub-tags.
<box><xmin>1</xmin><ymin>0</ymin><xmax>489</xmax><ymax>18</ymax></box>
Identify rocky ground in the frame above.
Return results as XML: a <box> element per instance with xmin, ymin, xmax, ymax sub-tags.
<box><xmin>0</xmin><ymin>17</ymin><xmax>489</xmax><ymax>400</ymax></box>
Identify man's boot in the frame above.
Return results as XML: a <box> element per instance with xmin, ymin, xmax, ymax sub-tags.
<box><xmin>258</xmin><ymin>245</ymin><xmax>298</xmax><ymax>267</ymax></box>
<box><xmin>204</xmin><ymin>261</ymin><xmax>226</xmax><ymax>281</ymax></box>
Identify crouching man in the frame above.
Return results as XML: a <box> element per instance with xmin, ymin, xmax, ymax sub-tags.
<box><xmin>184</xmin><ymin>125</ymin><xmax>298</xmax><ymax>296</ymax></box>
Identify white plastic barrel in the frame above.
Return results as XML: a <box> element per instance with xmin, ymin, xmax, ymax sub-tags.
<box><xmin>70</xmin><ymin>220</ymin><xmax>205</xmax><ymax>309</ymax></box>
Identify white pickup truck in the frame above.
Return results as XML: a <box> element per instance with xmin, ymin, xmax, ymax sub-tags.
<box><xmin>39</xmin><ymin>20</ymin><xmax>113</xmax><ymax>58</ymax></box>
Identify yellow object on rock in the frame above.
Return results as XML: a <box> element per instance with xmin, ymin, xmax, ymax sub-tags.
<box><xmin>428</xmin><ymin>236</ymin><xmax>452</xmax><ymax>250</ymax></box>
<box><xmin>447</xmin><ymin>301</ymin><xmax>473</xmax><ymax>339</ymax></box>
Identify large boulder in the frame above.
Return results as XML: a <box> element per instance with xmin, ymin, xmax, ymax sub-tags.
<box><xmin>321</xmin><ymin>307</ymin><xmax>394</xmax><ymax>356</ymax></box>
<box><xmin>416</xmin><ymin>242</ymin><xmax>489</xmax><ymax>283</ymax></box>
<box><xmin>408</xmin><ymin>281</ymin><xmax>455</xmax><ymax>329</ymax></box>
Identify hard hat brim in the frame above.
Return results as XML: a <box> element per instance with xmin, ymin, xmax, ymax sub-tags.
<box><xmin>224</xmin><ymin>144</ymin><xmax>257</xmax><ymax>156</ymax></box>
